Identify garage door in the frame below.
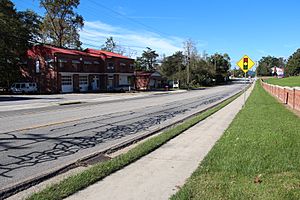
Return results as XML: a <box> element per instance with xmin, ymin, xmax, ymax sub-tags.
<box><xmin>79</xmin><ymin>75</ymin><xmax>89</xmax><ymax>92</ymax></box>
<box><xmin>61</xmin><ymin>75</ymin><xmax>73</xmax><ymax>93</ymax></box>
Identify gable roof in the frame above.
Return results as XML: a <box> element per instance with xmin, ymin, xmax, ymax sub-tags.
<box><xmin>27</xmin><ymin>45</ymin><xmax>100</xmax><ymax>58</ymax></box>
<box><xmin>84</xmin><ymin>48</ymin><xmax>133</xmax><ymax>60</ymax></box>
<box><xmin>27</xmin><ymin>45</ymin><xmax>134</xmax><ymax>62</ymax></box>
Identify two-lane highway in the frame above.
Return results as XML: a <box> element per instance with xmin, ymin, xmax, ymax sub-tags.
<box><xmin>0</xmin><ymin>83</ymin><xmax>246</xmax><ymax>197</ymax></box>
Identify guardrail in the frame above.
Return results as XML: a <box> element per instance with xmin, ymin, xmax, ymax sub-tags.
<box><xmin>261</xmin><ymin>81</ymin><xmax>300</xmax><ymax>112</ymax></box>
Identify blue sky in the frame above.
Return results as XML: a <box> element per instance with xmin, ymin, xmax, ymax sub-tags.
<box><xmin>14</xmin><ymin>0</ymin><xmax>300</xmax><ymax>68</ymax></box>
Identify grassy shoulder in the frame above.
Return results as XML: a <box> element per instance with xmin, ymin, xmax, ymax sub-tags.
<box><xmin>171</xmin><ymin>82</ymin><xmax>300</xmax><ymax>200</ymax></box>
<box><xmin>265</xmin><ymin>76</ymin><xmax>300</xmax><ymax>87</ymax></box>
<box><xmin>26</xmin><ymin>88</ymin><xmax>244</xmax><ymax>200</ymax></box>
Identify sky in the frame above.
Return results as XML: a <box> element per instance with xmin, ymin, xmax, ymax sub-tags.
<box><xmin>13</xmin><ymin>0</ymin><xmax>300</xmax><ymax>68</ymax></box>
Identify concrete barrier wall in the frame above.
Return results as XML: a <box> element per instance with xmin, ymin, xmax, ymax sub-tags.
<box><xmin>261</xmin><ymin>81</ymin><xmax>300</xmax><ymax>112</ymax></box>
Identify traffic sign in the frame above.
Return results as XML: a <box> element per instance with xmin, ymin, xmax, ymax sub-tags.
<box><xmin>237</xmin><ymin>55</ymin><xmax>255</xmax><ymax>73</ymax></box>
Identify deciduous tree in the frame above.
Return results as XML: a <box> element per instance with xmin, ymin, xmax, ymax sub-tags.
<box><xmin>208</xmin><ymin>53</ymin><xmax>231</xmax><ymax>83</ymax></box>
<box><xmin>40</xmin><ymin>0</ymin><xmax>83</xmax><ymax>48</ymax></box>
<box><xmin>160</xmin><ymin>51</ymin><xmax>185</xmax><ymax>78</ymax></box>
<box><xmin>101</xmin><ymin>36</ymin><xmax>117</xmax><ymax>52</ymax></box>
<box><xmin>285</xmin><ymin>49</ymin><xmax>300</xmax><ymax>76</ymax></box>
<box><xmin>0</xmin><ymin>0</ymin><xmax>41</xmax><ymax>88</ymax></box>
<box><xmin>256</xmin><ymin>56</ymin><xmax>285</xmax><ymax>76</ymax></box>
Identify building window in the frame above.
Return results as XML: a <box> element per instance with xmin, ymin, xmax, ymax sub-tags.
<box><xmin>84</xmin><ymin>61</ymin><xmax>92</xmax><ymax>68</ymax></box>
<box><xmin>120</xmin><ymin>63</ymin><xmax>126</xmax><ymax>66</ymax></box>
<box><xmin>35</xmin><ymin>59</ymin><xmax>40</xmax><ymax>73</ymax></box>
<box><xmin>58</xmin><ymin>59</ymin><xmax>67</xmax><ymax>68</ymax></box>
<box><xmin>61</xmin><ymin>76</ymin><xmax>72</xmax><ymax>85</ymax></box>
<box><xmin>94</xmin><ymin>61</ymin><xmax>100</xmax><ymax>65</ymax></box>
<box><xmin>72</xmin><ymin>60</ymin><xmax>80</xmax><ymax>70</ymax></box>
<box><xmin>107</xmin><ymin>62</ymin><xmax>114</xmax><ymax>70</ymax></box>
<box><xmin>79</xmin><ymin>75</ymin><xmax>88</xmax><ymax>85</ymax></box>
<box><xmin>119</xmin><ymin>75</ymin><xmax>131</xmax><ymax>85</ymax></box>
<box><xmin>128</xmin><ymin>76</ymin><xmax>132</xmax><ymax>84</ymax></box>
<box><xmin>130</xmin><ymin>64</ymin><xmax>134</xmax><ymax>69</ymax></box>
<box><xmin>84</xmin><ymin>61</ymin><xmax>92</xmax><ymax>65</ymax></box>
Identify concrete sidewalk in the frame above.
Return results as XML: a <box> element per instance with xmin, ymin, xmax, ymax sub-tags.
<box><xmin>66</xmin><ymin>84</ymin><xmax>254</xmax><ymax>200</ymax></box>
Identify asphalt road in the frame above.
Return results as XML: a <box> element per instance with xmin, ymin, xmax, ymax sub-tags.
<box><xmin>0</xmin><ymin>83</ymin><xmax>246</xmax><ymax>195</ymax></box>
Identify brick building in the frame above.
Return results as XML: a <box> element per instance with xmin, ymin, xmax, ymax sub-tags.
<box><xmin>134</xmin><ymin>71</ymin><xmax>166</xmax><ymax>90</ymax></box>
<box><xmin>22</xmin><ymin>45</ymin><xmax>134</xmax><ymax>93</ymax></box>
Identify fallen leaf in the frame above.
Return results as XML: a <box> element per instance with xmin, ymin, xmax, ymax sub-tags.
<box><xmin>254</xmin><ymin>174</ymin><xmax>262</xmax><ymax>184</ymax></box>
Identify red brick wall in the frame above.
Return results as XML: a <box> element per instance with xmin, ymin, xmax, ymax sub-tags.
<box><xmin>114</xmin><ymin>74</ymin><xmax>119</xmax><ymax>87</ymax></box>
<box><xmin>295</xmin><ymin>89</ymin><xmax>300</xmax><ymax>111</ymax></box>
<box><xmin>23</xmin><ymin>46</ymin><xmax>134</xmax><ymax>93</ymax></box>
<box><xmin>286</xmin><ymin>88</ymin><xmax>294</xmax><ymax>108</ymax></box>
<box><xmin>73</xmin><ymin>74</ymin><xmax>79</xmax><ymax>92</ymax></box>
<box><xmin>100</xmin><ymin>75</ymin><xmax>107</xmax><ymax>90</ymax></box>
<box><xmin>105</xmin><ymin>58</ymin><xmax>134</xmax><ymax>73</ymax></box>
<box><xmin>57</xmin><ymin>74</ymin><xmax>62</xmax><ymax>93</ymax></box>
<box><xmin>135</xmin><ymin>75</ymin><xmax>150</xmax><ymax>90</ymax></box>
<box><xmin>56</xmin><ymin>54</ymin><xmax>104</xmax><ymax>73</ymax></box>
<box><xmin>278</xmin><ymin>87</ymin><xmax>285</xmax><ymax>103</ymax></box>
<box><xmin>261</xmin><ymin>81</ymin><xmax>300</xmax><ymax>112</ymax></box>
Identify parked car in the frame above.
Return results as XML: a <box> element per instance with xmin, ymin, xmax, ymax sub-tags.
<box><xmin>10</xmin><ymin>82</ymin><xmax>38</xmax><ymax>94</ymax></box>
<box><xmin>113</xmin><ymin>85</ymin><xmax>132</xmax><ymax>92</ymax></box>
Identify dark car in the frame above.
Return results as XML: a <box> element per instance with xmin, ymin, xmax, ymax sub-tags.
<box><xmin>113</xmin><ymin>85</ymin><xmax>132</xmax><ymax>92</ymax></box>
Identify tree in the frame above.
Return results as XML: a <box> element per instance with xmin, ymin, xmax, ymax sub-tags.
<box><xmin>160</xmin><ymin>51</ymin><xmax>185</xmax><ymax>78</ymax></box>
<box><xmin>101</xmin><ymin>36</ymin><xmax>127</xmax><ymax>55</ymax></box>
<box><xmin>135</xmin><ymin>47</ymin><xmax>159</xmax><ymax>71</ymax></box>
<box><xmin>230</xmin><ymin>68</ymin><xmax>244</xmax><ymax>78</ymax></box>
<box><xmin>101</xmin><ymin>37</ymin><xmax>117</xmax><ymax>52</ymax></box>
<box><xmin>0</xmin><ymin>0</ymin><xmax>41</xmax><ymax>88</ymax></box>
<box><xmin>19</xmin><ymin>10</ymin><xmax>42</xmax><ymax>44</ymax></box>
<box><xmin>160</xmin><ymin>49</ymin><xmax>217</xmax><ymax>87</ymax></box>
<box><xmin>256</xmin><ymin>56</ymin><xmax>285</xmax><ymax>76</ymax></box>
<box><xmin>285</xmin><ymin>49</ymin><xmax>300</xmax><ymax>76</ymax></box>
<box><xmin>40</xmin><ymin>0</ymin><xmax>84</xmax><ymax>48</ymax></box>
<box><xmin>208</xmin><ymin>53</ymin><xmax>231</xmax><ymax>83</ymax></box>
<box><xmin>191</xmin><ymin>59</ymin><xmax>215</xmax><ymax>86</ymax></box>
<box><xmin>183</xmin><ymin>39</ymin><xmax>198</xmax><ymax>88</ymax></box>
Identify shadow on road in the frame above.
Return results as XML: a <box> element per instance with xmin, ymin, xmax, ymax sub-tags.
<box><xmin>0</xmin><ymin>96</ymin><xmax>63</xmax><ymax>102</ymax></box>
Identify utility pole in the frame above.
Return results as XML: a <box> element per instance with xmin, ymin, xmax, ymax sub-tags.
<box><xmin>187</xmin><ymin>54</ymin><xmax>190</xmax><ymax>90</ymax></box>
<box><xmin>184</xmin><ymin>39</ymin><xmax>195</xmax><ymax>90</ymax></box>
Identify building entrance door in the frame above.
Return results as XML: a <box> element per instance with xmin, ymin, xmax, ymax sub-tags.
<box><xmin>107</xmin><ymin>75</ymin><xmax>114</xmax><ymax>90</ymax></box>
<box><xmin>92</xmin><ymin>76</ymin><xmax>100</xmax><ymax>91</ymax></box>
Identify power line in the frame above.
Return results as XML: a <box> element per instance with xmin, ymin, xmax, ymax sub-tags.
<box><xmin>88</xmin><ymin>0</ymin><xmax>172</xmax><ymax>38</ymax></box>
<box><xmin>80</xmin><ymin>33</ymin><xmax>146</xmax><ymax>49</ymax></box>
<box><xmin>12</xmin><ymin>0</ymin><xmax>170</xmax><ymax>55</ymax></box>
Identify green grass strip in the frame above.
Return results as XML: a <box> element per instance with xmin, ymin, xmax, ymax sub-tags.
<box><xmin>27</xmin><ymin>90</ymin><xmax>244</xmax><ymax>200</ymax></box>
<box><xmin>171</xmin><ymin>82</ymin><xmax>300</xmax><ymax>200</ymax></box>
<box><xmin>265</xmin><ymin>76</ymin><xmax>300</xmax><ymax>87</ymax></box>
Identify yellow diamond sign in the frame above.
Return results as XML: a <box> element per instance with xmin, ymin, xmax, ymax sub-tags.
<box><xmin>237</xmin><ymin>55</ymin><xmax>255</xmax><ymax>73</ymax></box>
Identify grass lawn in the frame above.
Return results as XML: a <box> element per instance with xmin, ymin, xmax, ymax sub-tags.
<box><xmin>265</xmin><ymin>76</ymin><xmax>300</xmax><ymax>87</ymax></box>
<box><xmin>26</xmin><ymin>88</ymin><xmax>244</xmax><ymax>200</ymax></box>
<box><xmin>171</xmin><ymin>82</ymin><xmax>300</xmax><ymax>200</ymax></box>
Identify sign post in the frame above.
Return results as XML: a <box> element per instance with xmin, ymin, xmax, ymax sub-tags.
<box><xmin>237</xmin><ymin>55</ymin><xmax>255</xmax><ymax>106</ymax></box>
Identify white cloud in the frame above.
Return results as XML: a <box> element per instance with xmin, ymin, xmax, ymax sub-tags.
<box><xmin>84</xmin><ymin>21</ymin><xmax>120</xmax><ymax>33</ymax></box>
<box><xmin>257</xmin><ymin>49</ymin><xmax>267</xmax><ymax>55</ymax></box>
<box><xmin>80</xmin><ymin>20</ymin><xmax>185</xmax><ymax>57</ymax></box>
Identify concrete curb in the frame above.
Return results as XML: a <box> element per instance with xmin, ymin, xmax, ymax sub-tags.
<box><xmin>1</xmin><ymin>85</ymin><xmax>251</xmax><ymax>199</ymax></box>
<box><xmin>66</xmin><ymin>84</ymin><xmax>254</xmax><ymax>200</ymax></box>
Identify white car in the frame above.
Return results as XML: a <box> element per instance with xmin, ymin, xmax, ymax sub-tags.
<box><xmin>10</xmin><ymin>82</ymin><xmax>38</xmax><ymax>94</ymax></box>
